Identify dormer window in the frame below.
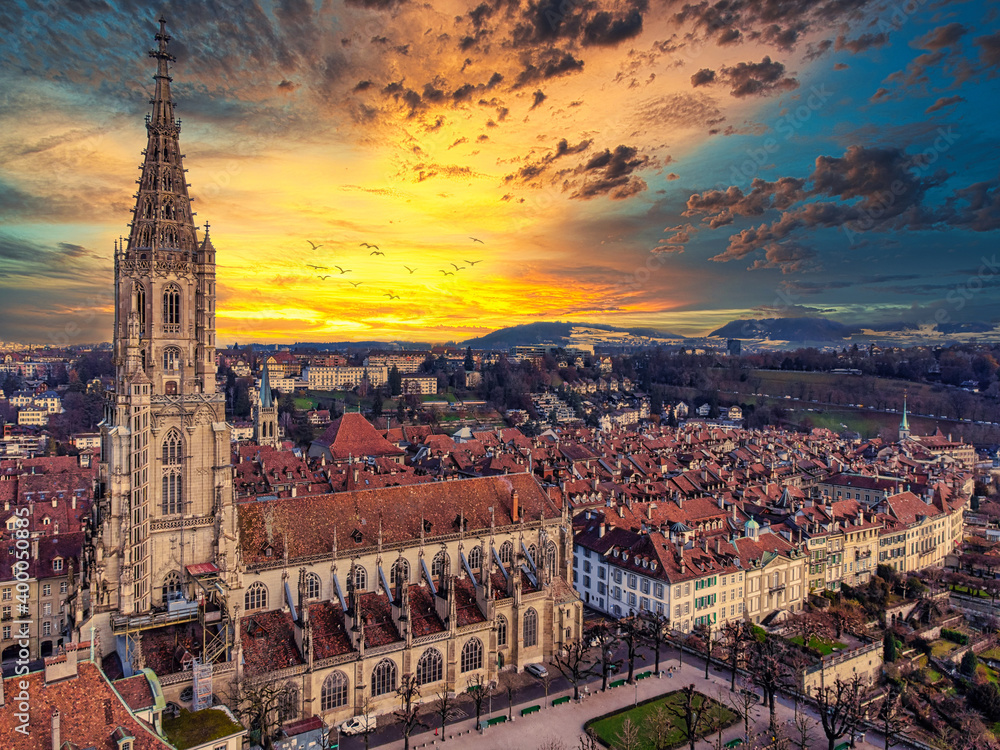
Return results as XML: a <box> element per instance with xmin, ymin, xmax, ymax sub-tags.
<box><xmin>42</xmin><ymin>517</ymin><xmax>51</xmax><ymax>525</ymax></box>
<box><xmin>53</xmin><ymin>558</ymin><xmax>63</xmax><ymax>572</ymax></box>
<box><xmin>650</xmin><ymin>561</ymin><xmax>658</xmax><ymax>571</ymax></box>
<box><xmin>351</xmin><ymin>529</ymin><xmax>363</xmax><ymax>544</ymax></box>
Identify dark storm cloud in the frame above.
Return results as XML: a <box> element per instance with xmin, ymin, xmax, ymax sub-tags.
<box><xmin>924</xmin><ymin>95</ymin><xmax>964</xmax><ymax>114</ymax></box>
<box><xmin>976</xmin><ymin>31</ymin><xmax>1000</xmax><ymax>67</ymax></box>
<box><xmin>692</xmin><ymin>144</ymin><xmax>1000</xmax><ymax>266</ymax></box>
<box><xmin>691</xmin><ymin>68</ymin><xmax>716</xmax><ymax>87</ymax></box>
<box><xmin>569</xmin><ymin>145</ymin><xmax>650</xmax><ymax>200</ymax></box>
<box><xmin>834</xmin><ymin>32</ymin><xmax>889</xmax><ymax>54</ymax></box>
<box><xmin>529</xmin><ymin>89</ymin><xmax>547</xmax><ymax>109</ymax></box>
<box><xmin>748</xmin><ymin>241</ymin><xmax>817</xmax><ymax>273</ymax></box>
<box><xmin>913</xmin><ymin>22</ymin><xmax>967</xmax><ymax>51</ymax></box>
<box><xmin>504</xmin><ymin>137</ymin><xmax>592</xmax><ymax>183</ymax></box>
<box><xmin>583</xmin><ymin>9</ymin><xmax>644</xmax><ymax>47</ymax></box>
<box><xmin>719</xmin><ymin>57</ymin><xmax>798</xmax><ymax>98</ymax></box>
<box><xmin>512</xmin><ymin>51</ymin><xmax>585</xmax><ymax>88</ymax></box>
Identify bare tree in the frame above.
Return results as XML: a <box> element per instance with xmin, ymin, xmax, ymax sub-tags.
<box><xmin>876</xmin><ymin>684</ymin><xmax>907</xmax><ymax>750</ymax></box>
<box><xmin>499</xmin><ymin>670</ymin><xmax>518</xmax><ymax>720</ymax></box>
<box><xmin>357</xmin><ymin>696</ymin><xmax>378</xmax><ymax>750</ymax></box>
<box><xmin>577</xmin><ymin>729</ymin><xmax>602</xmax><ymax>750</ymax></box>
<box><xmin>727</xmin><ymin>675</ymin><xmax>759</xmax><ymax>744</ymax></box>
<box><xmin>614</xmin><ymin>717</ymin><xmax>641</xmax><ymax>750</ymax></box>
<box><xmin>791</xmin><ymin>711</ymin><xmax>818</xmax><ymax>750</ymax></box>
<box><xmin>221</xmin><ymin>668</ymin><xmax>299</xmax><ymax>750</ymax></box>
<box><xmin>641</xmin><ymin>610</ymin><xmax>671</xmax><ymax>673</ymax></box>
<box><xmin>813</xmin><ymin>675</ymin><xmax>868</xmax><ymax>750</ymax></box>
<box><xmin>588</xmin><ymin>622</ymin><xmax>621</xmax><ymax>691</ymax></box>
<box><xmin>747</xmin><ymin>633</ymin><xmax>793</xmax><ymax>735</ymax></box>
<box><xmin>434</xmin><ymin>689</ymin><xmax>454</xmax><ymax>737</ymax></box>
<box><xmin>394</xmin><ymin>673</ymin><xmax>426</xmax><ymax>750</ymax></box>
<box><xmin>642</xmin><ymin>704</ymin><xmax>676</xmax><ymax>750</ymax></box>
<box><xmin>551</xmin><ymin>638</ymin><xmax>593</xmax><ymax>700</ymax></box>
<box><xmin>699</xmin><ymin>621</ymin><xmax>714</xmax><ymax>679</ymax></box>
<box><xmin>665</xmin><ymin>683</ymin><xmax>716</xmax><ymax>750</ymax></box>
<box><xmin>620</xmin><ymin>615</ymin><xmax>644</xmax><ymax>683</ymax></box>
<box><xmin>536</xmin><ymin>740</ymin><xmax>567</xmax><ymax>750</ymax></box>
<box><xmin>721</xmin><ymin>620</ymin><xmax>749</xmax><ymax>691</ymax></box>
<box><xmin>466</xmin><ymin>673</ymin><xmax>490</xmax><ymax>727</ymax></box>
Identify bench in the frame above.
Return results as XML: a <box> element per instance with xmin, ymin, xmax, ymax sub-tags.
<box><xmin>723</xmin><ymin>739</ymin><xmax>744</xmax><ymax>749</ymax></box>
<box><xmin>834</xmin><ymin>743</ymin><xmax>850</xmax><ymax>750</ymax></box>
<box><xmin>610</xmin><ymin>679</ymin><xmax>627</xmax><ymax>689</ymax></box>
<box><xmin>521</xmin><ymin>705</ymin><xmax>541</xmax><ymax>716</ymax></box>
<box><xmin>552</xmin><ymin>696</ymin><xmax>571</xmax><ymax>706</ymax></box>
<box><xmin>486</xmin><ymin>716</ymin><xmax>508</xmax><ymax>727</ymax></box>
<box><xmin>636</xmin><ymin>671</ymin><xmax>652</xmax><ymax>680</ymax></box>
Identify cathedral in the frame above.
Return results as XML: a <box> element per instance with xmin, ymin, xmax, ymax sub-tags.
<box><xmin>82</xmin><ymin>19</ymin><xmax>582</xmax><ymax>731</ymax></box>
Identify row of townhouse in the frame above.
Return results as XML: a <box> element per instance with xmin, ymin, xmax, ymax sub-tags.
<box><xmin>304</xmin><ymin>365</ymin><xmax>389</xmax><ymax>390</ymax></box>
<box><xmin>573</xmin><ymin>486</ymin><xmax>967</xmax><ymax>632</ymax></box>
<box><xmin>573</xmin><ymin>512</ymin><xmax>807</xmax><ymax>634</ymax></box>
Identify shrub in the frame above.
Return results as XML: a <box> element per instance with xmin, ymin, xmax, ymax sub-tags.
<box><xmin>961</xmin><ymin>650</ymin><xmax>978</xmax><ymax>677</ymax></box>
<box><xmin>941</xmin><ymin>628</ymin><xmax>969</xmax><ymax>645</ymax></box>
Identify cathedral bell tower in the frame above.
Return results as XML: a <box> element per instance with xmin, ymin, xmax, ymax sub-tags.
<box><xmin>96</xmin><ymin>19</ymin><xmax>236</xmax><ymax>626</ymax></box>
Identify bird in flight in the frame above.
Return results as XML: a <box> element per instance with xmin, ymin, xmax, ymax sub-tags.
<box><xmin>370</xmin><ymin>250</ymin><xmax>385</xmax><ymax>256</ymax></box>
<box><xmin>403</xmin><ymin>266</ymin><xmax>417</xmax><ymax>274</ymax></box>
<box><xmin>470</xmin><ymin>237</ymin><xmax>484</xmax><ymax>244</ymax></box>
<box><xmin>348</xmin><ymin>281</ymin><xmax>363</xmax><ymax>287</ymax></box>
<box><xmin>439</xmin><ymin>270</ymin><xmax>454</xmax><ymax>276</ymax></box>
<box><xmin>451</xmin><ymin>263</ymin><xmax>466</xmax><ymax>271</ymax></box>
<box><xmin>465</xmin><ymin>259</ymin><xmax>482</xmax><ymax>266</ymax></box>
<box><xmin>306</xmin><ymin>264</ymin><xmax>328</xmax><ymax>270</ymax></box>
<box><xmin>318</xmin><ymin>275</ymin><xmax>332</xmax><ymax>280</ymax></box>
<box><xmin>360</xmin><ymin>242</ymin><xmax>379</xmax><ymax>249</ymax></box>
<box><xmin>307</xmin><ymin>241</ymin><xmax>323</xmax><ymax>250</ymax></box>
<box><xmin>384</xmin><ymin>293</ymin><xmax>400</xmax><ymax>300</ymax></box>
<box><xmin>334</xmin><ymin>266</ymin><xmax>352</xmax><ymax>274</ymax></box>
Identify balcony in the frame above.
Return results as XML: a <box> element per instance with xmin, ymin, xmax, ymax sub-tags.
<box><xmin>162</xmin><ymin>324</ymin><xmax>181</xmax><ymax>335</ymax></box>
<box><xmin>769</xmin><ymin>584</ymin><xmax>786</xmax><ymax>595</ymax></box>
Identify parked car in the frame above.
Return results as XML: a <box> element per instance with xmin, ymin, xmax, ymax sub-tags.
<box><xmin>340</xmin><ymin>714</ymin><xmax>377</xmax><ymax>735</ymax></box>
<box><xmin>525</xmin><ymin>663</ymin><xmax>548</xmax><ymax>678</ymax></box>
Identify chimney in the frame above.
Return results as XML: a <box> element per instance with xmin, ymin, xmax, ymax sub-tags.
<box><xmin>51</xmin><ymin>708</ymin><xmax>60</xmax><ymax>750</ymax></box>
<box><xmin>647</xmin><ymin>503</ymin><xmax>656</xmax><ymax>520</ymax></box>
<box><xmin>715</xmin><ymin>538</ymin><xmax>722</xmax><ymax>554</ymax></box>
<box><xmin>599</xmin><ymin>523</ymin><xmax>606</xmax><ymax>538</ymax></box>
<box><xmin>44</xmin><ymin>643</ymin><xmax>80</xmax><ymax>683</ymax></box>
<box><xmin>511</xmin><ymin>490</ymin><xmax>519</xmax><ymax>522</ymax></box>
<box><xmin>702</xmin><ymin>538</ymin><xmax>708</xmax><ymax>552</ymax></box>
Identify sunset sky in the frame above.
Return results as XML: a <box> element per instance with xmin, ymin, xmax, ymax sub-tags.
<box><xmin>1</xmin><ymin>0</ymin><xmax>998</xmax><ymax>345</ymax></box>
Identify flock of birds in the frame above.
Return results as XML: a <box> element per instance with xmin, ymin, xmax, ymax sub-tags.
<box><xmin>303</xmin><ymin>237</ymin><xmax>485</xmax><ymax>301</ymax></box>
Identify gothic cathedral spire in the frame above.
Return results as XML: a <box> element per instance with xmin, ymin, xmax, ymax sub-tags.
<box><xmin>96</xmin><ymin>19</ymin><xmax>235</xmax><ymax>643</ymax></box>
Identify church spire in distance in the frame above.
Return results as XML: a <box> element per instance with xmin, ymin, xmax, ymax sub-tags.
<box><xmin>127</xmin><ymin>16</ymin><xmax>199</xmax><ymax>256</ymax></box>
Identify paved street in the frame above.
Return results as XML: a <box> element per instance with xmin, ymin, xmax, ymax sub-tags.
<box><xmin>336</xmin><ymin>644</ymin><xmax>891</xmax><ymax>750</ymax></box>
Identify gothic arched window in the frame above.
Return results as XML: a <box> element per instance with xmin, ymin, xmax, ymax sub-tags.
<box><xmin>321</xmin><ymin>671</ymin><xmax>349</xmax><ymax>711</ymax></box>
<box><xmin>353</xmin><ymin>565</ymin><xmax>367</xmax><ymax>592</ymax></box>
<box><xmin>133</xmin><ymin>283</ymin><xmax>146</xmax><ymax>333</ymax></box>
<box><xmin>461</xmin><ymin>638</ymin><xmax>483</xmax><ymax>673</ymax></box>
<box><xmin>371</xmin><ymin>659</ymin><xmax>397</xmax><ymax>697</ymax></box>
<box><xmin>496</xmin><ymin>614</ymin><xmax>508</xmax><ymax>647</ymax></box>
<box><xmin>415</xmin><ymin>648</ymin><xmax>443</xmax><ymax>686</ymax></box>
<box><xmin>245</xmin><ymin>582</ymin><xmax>267</xmax><ymax>611</ymax></box>
<box><xmin>162</xmin><ymin>347</ymin><xmax>180</xmax><ymax>372</ymax></box>
<box><xmin>305</xmin><ymin>573</ymin><xmax>321</xmax><ymax>600</ymax></box>
<box><xmin>161</xmin><ymin>571</ymin><xmax>181</xmax><ymax>604</ymax></box>
<box><xmin>161</xmin><ymin>430</ymin><xmax>182</xmax><ymax>515</ymax></box>
<box><xmin>523</xmin><ymin>608</ymin><xmax>538</xmax><ymax>648</ymax></box>
<box><xmin>467</xmin><ymin>546</ymin><xmax>482</xmax><ymax>570</ymax></box>
<box><xmin>499</xmin><ymin>541</ymin><xmax>513</xmax><ymax>565</ymax></box>
<box><xmin>545</xmin><ymin>541</ymin><xmax>558</xmax><ymax>571</ymax></box>
<box><xmin>162</xmin><ymin>431</ymin><xmax>182</xmax><ymax>464</ymax></box>
<box><xmin>432</xmin><ymin>551</ymin><xmax>448</xmax><ymax>579</ymax></box>
<box><xmin>526</xmin><ymin>544</ymin><xmax>537</xmax><ymax>567</ymax></box>
<box><xmin>163</xmin><ymin>286</ymin><xmax>180</xmax><ymax>327</ymax></box>
<box><xmin>390</xmin><ymin>558</ymin><xmax>410</xmax><ymax>587</ymax></box>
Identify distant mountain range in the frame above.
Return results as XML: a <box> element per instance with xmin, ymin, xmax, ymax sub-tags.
<box><xmin>461</xmin><ymin>321</ymin><xmax>685</xmax><ymax>348</ymax></box>
<box><xmin>709</xmin><ymin>317</ymin><xmax>861</xmax><ymax>341</ymax></box>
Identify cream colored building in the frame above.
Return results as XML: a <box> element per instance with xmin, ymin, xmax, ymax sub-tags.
<box><xmin>305</xmin><ymin>365</ymin><xmax>388</xmax><ymax>390</ymax></box>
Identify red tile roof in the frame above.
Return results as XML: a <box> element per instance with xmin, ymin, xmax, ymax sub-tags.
<box><xmin>313</xmin><ymin>413</ymin><xmax>405</xmax><ymax>460</ymax></box>
<box><xmin>0</xmin><ymin>661</ymin><xmax>172</xmax><ymax>749</ymax></box>
<box><xmin>113</xmin><ymin>673</ymin><xmax>156</xmax><ymax>711</ymax></box>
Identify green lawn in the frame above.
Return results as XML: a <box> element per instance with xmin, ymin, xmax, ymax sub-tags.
<box><xmin>930</xmin><ymin>640</ymin><xmax>960</xmax><ymax>658</ymax></box>
<box><xmin>951</xmin><ymin>584</ymin><xmax>990</xmax><ymax>598</ymax></box>
<box><xmin>162</xmin><ymin>707</ymin><xmax>244</xmax><ymax>750</ymax></box>
<box><xmin>789</xmin><ymin>636</ymin><xmax>847</xmax><ymax>656</ymax></box>
<box><xmin>587</xmin><ymin>690</ymin><xmax>737</xmax><ymax>750</ymax></box>
<box><xmin>980</xmin><ymin>647</ymin><xmax>1000</xmax><ymax>661</ymax></box>
<box><xmin>926</xmin><ymin>668</ymin><xmax>942</xmax><ymax>683</ymax></box>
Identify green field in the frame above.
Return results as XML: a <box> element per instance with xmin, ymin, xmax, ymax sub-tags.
<box><xmin>586</xmin><ymin>690</ymin><xmax>737</xmax><ymax>750</ymax></box>
<box><xmin>789</xmin><ymin>635</ymin><xmax>847</xmax><ymax>656</ymax></box>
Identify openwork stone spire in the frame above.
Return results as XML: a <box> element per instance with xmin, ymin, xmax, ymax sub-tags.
<box><xmin>127</xmin><ymin>17</ymin><xmax>198</xmax><ymax>255</ymax></box>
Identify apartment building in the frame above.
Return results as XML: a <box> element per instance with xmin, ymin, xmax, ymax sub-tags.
<box><xmin>305</xmin><ymin>365</ymin><xmax>388</xmax><ymax>390</ymax></box>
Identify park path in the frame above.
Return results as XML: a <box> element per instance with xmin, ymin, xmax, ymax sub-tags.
<box><xmin>362</xmin><ymin>651</ymin><xmax>889</xmax><ymax>750</ymax></box>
